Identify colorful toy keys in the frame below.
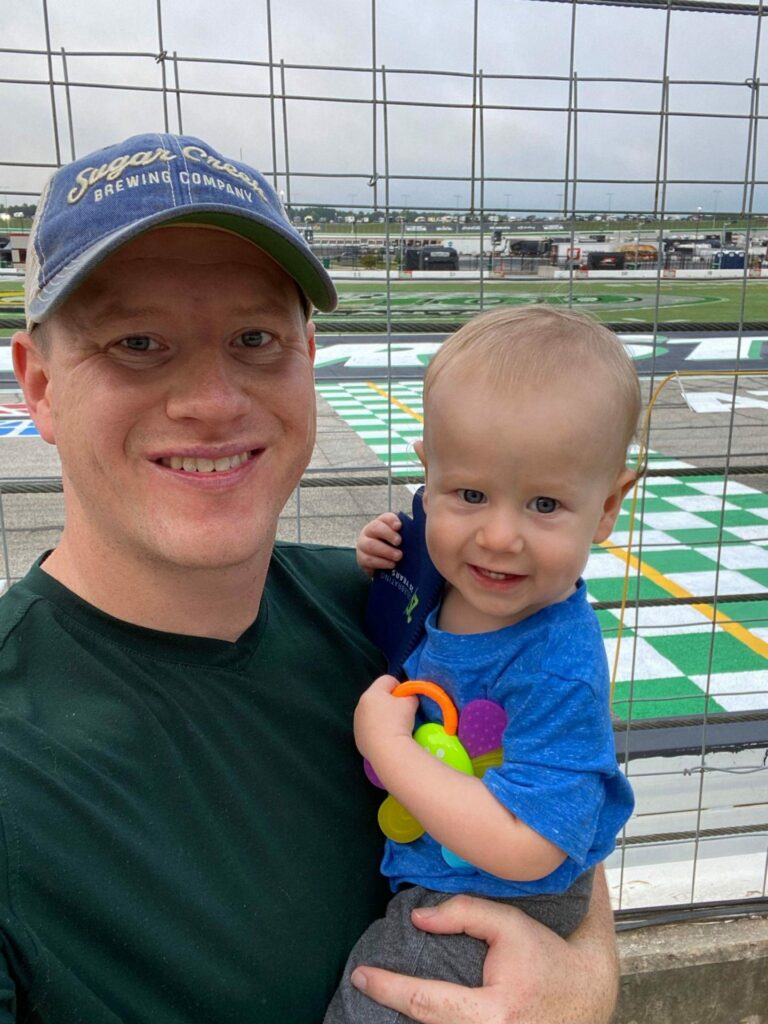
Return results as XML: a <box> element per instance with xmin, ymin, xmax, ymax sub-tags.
<box><xmin>365</xmin><ymin>681</ymin><xmax>507</xmax><ymax>868</ymax></box>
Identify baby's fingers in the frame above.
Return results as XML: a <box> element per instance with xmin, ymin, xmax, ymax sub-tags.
<box><xmin>357</xmin><ymin>538</ymin><xmax>403</xmax><ymax>571</ymax></box>
<box><xmin>363</xmin><ymin>512</ymin><xmax>402</xmax><ymax>546</ymax></box>
<box><xmin>357</xmin><ymin>513</ymin><xmax>403</xmax><ymax>573</ymax></box>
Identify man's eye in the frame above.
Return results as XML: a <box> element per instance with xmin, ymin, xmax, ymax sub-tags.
<box><xmin>459</xmin><ymin>489</ymin><xmax>486</xmax><ymax>505</ymax></box>
<box><xmin>531</xmin><ymin>496</ymin><xmax>559</xmax><ymax>514</ymax></box>
<box><xmin>118</xmin><ymin>336</ymin><xmax>159</xmax><ymax>352</ymax></box>
<box><xmin>238</xmin><ymin>330</ymin><xmax>274</xmax><ymax>348</ymax></box>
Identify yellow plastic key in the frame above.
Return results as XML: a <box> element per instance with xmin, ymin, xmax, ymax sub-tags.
<box><xmin>378</xmin><ymin>794</ymin><xmax>425</xmax><ymax>843</ymax></box>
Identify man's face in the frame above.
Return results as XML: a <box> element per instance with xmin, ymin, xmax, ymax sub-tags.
<box><xmin>19</xmin><ymin>226</ymin><xmax>316</xmax><ymax>575</ymax></box>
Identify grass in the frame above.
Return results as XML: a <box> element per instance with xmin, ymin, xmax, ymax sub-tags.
<box><xmin>323</xmin><ymin>277</ymin><xmax>768</xmax><ymax>325</ymax></box>
<box><xmin>3</xmin><ymin>275</ymin><xmax>768</xmax><ymax>339</ymax></box>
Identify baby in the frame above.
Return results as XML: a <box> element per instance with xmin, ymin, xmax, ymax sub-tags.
<box><xmin>325</xmin><ymin>305</ymin><xmax>639</xmax><ymax>1023</ymax></box>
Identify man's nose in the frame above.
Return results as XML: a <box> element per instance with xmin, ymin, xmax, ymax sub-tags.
<box><xmin>476</xmin><ymin>510</ymin><xmax>524</xmax><ymax>554</ymax></box>
<box><xmin>165</xmin><ymin>348</ymin><xmax>251</xmax><ymax>423</ymax></box>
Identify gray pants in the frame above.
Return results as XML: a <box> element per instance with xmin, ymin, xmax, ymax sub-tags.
<box><xmin>323</xmin><ymin>870</ymin><xmax>594</xmax><ymax>1024</ymax></box>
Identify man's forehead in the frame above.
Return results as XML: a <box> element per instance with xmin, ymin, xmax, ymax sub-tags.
<box><xmin>62</xmin><ymin>293</ymin><xmax>299</xmax><ymax>333</ymax></box>
<box><xmin>101</xmin><ymin>224</ymin><xmax>289</xmax><ymax>269</ymax></box>
<box><xmin>56</xmin><ymin>225</ymin><xmax>306</xmax><ymax>325</ymax></box>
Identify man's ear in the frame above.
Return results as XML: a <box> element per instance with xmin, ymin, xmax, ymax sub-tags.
<box><xmin>593</xmin><ymin>468</ymin><xmax>637</xmax><ymax>544</ymax></box>
<box><xmin>12</xmin><ymin>332</ymin><xmax>56</xmax><ymax>445</ymax></box>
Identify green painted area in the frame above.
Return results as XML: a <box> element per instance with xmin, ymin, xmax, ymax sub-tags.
<box><xmin>611</xmin><ymin>677</ymin><xmax>726</xmax><ymax>720</ymax></box>
<box><xmin>326</xmin><ymin>278</ymin><xmax>768</xmax><ymax>324</ymax></box>
<box><xmin>3</xmin><ymin>276</ymin><xmax>768</xmax><ymax>333</ymax></box>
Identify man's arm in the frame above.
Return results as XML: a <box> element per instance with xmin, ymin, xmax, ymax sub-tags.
<box><xmin>350</xmin><ymin>865</ymin><xmax>619</xmax><ymax>1024</ymax></box>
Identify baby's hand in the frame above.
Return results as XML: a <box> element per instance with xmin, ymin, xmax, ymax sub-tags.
<box><xmin>354</xmin><ymin>674</ymin><xmax>418</xmax><ymax>764</ymax></box>
<box><xmin>356</xmin><ymin>512</ymin><xmax>402</xmax><ymax>575</ymax></box>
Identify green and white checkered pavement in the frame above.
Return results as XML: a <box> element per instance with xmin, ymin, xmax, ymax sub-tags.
<box><xmin>592</xmin><ymin>460</ymin><xmax>768</xmax><ymax>721</ymax></box>
<box><xmin>316</xmin><ymin>380</ymin><xmax>425</xmax><ymax>471</ymax></box>
<box><xmin>316</xmin><ymin>381</ymin><xmax>768</xmax><ymax>721</ymax></box>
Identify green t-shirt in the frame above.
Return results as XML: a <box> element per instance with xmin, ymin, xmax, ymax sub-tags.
<box><xmin>0</xmin><ymin>544</ymin><xmax>389</xmax><ymax>1023</ymax></box>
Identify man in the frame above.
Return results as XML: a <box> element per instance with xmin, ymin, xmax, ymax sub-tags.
<box><xmin>2</xmin><ymin>132</ymin><xmax>619</xmax><ymax>1022</ymax></box>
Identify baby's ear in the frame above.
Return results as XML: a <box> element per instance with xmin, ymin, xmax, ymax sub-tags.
<box><xmin>413</xmin><ymin>440</ymin><xmax>428</xmax><ymax>506</ymax></box>
<box><xmin>593</xmin><ymin>468</ymin><xmax>637</xmax><ymax>544</ymax></box>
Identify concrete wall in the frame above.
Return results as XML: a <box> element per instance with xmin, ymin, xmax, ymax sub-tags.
<box><xmin>615</xmin><ymin>915</ymin><xmax>768</xmax><ymax>1023</ymax></box>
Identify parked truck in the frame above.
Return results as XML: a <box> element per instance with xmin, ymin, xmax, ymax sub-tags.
<box><xmin>402</xmin><ymin>245</ymin><xmax>459</xmax><ymax>271</ymax></box>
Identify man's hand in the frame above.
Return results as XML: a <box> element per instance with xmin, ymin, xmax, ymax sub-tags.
<box><xmin>350</xmin><ymin>869</ymin><xmax>619</xmax><ymax>1024</ymax></box>
<box><xmin>357</xmin><ymin>513</ymin><xmax>403</xmax><ymax>575</ymax></box>
<box><xmin>354</xmin><ymin>674</ymin><xmax>418</xmax><ymax>764</ymax></box>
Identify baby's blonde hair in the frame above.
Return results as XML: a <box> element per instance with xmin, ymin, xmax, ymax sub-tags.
<box><xmin>424</xmin><ymin>304</ymin><xmax>642</xmax><ymax>470</ymax></box>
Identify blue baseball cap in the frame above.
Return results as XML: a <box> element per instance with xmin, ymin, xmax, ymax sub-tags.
<box><xmin>24</xmin><ymin>132</ymin><xmax>337</xmax><ymax>329</ymax></box>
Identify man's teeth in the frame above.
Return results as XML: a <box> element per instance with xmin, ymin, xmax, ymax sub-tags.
<box><xmin>164</xmin><ymin>452</ymin><xmax>251</xmax><ymax>473</ymax></box>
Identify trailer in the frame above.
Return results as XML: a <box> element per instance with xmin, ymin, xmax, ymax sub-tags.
<box><xmin>3</xmin><ymin>231</ymin><xmax>30</xmax><ymax>268</ymax></box>
<box><xmin>587</xmin><ymin>250</ymin><xmax>625</xmax><ymax>269</ymax></box>
<box><xmin>403</xmin><ymin>245</ymin><xmax>459</xmax><ymax>271</ymax></box>
<box><xmin>548</xmin><ymin>240</ymin><xmax>620</xmax><ymax>268</ymax></box>
<box><xmin>617</xmin><ymin>242</ymin><xmax>657</xmax><ymax>266</ymax></box>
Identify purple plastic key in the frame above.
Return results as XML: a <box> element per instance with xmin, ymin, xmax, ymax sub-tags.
<box><xmin>458</xmin><ymin>699</ymin><xmax>507</xmax><ymax>758</ymax></box>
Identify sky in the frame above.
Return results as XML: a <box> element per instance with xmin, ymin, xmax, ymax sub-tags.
<box><xmin>2</xmin><ymin>0</ymin><xmax>767</xmax><ymax>216</ymax></box>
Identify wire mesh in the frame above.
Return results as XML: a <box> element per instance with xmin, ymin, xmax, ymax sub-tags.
<box><xmin>0</xmin><ymin>0</ymin><xmax>766</xmax><ymax>921</ymax></box>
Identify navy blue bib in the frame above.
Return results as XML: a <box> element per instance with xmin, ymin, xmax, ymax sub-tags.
<box><xmin>364</xmin><ymin>489</ymin><xmax>445</xmax><ymax>677</ymax></box>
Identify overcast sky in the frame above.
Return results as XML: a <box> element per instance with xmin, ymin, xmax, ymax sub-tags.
<box><xmin>3</xmin><ymin>0</ymin><xmax>767</xmax><ymax>215</ymax></box>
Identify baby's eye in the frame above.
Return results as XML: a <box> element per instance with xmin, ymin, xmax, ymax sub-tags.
<box><xmin>237</xmin><ymin>330</ymin><xmax>275</xmax><ymax>348</ymax></box>
<box><xmin>117</xmin><ymin>335</ymin><xmax>159</xmax><ymax>352</ymax></box>
<box><xmin>459</xmin><ymin>489</ymin><xmax>486</xmax><ymax>505</ymax></box>
<box><xmin>530</xmin><ymin>496</ymin><xmax>560</xmax><ymax>514</ymax></box>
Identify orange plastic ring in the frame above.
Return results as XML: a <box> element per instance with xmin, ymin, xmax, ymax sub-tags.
<box><xmin>392</xmin><ymin>680</ymin><xmax>459</xmax><ymax>736</ymax></box>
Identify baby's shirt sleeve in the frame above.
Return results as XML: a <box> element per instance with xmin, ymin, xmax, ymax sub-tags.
<box><xmin>481</xmin><ymin>667</ymin><xmax>632</xmax><ymax>867</ymax></box>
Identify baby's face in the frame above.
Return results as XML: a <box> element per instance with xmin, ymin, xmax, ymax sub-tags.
<box><xmin>420</xmin><ymin>372</ymin><xmax>633</xmax><ymax>634</ymax></box>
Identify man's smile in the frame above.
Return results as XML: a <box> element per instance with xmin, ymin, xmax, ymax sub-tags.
<box><xmin>157</xmin><ymin>449</ymin><xmax>256</xmax><ymax>474</ymax></box>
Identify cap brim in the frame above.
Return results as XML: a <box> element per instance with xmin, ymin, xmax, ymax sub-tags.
<box><xmin>27</xmin><ymin>204</ymin><xmax>337</xmax><ymax>327</ymax></box>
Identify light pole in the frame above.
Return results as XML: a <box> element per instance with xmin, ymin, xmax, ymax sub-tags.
<box><xmin>712</xmin><ymin>190</ymin><xmax>720</xmax><ymax>230</ymax></box>
<box><xmin>453</xmin><ymin>193</ymin><xmax>461</xmax><ymax>234</ymax></box>
<box><xmin>345</xmin><ymin>193</ymin><xmax>357</xmax><ymax>247</ymax></box>
<box><xmin>694</xmin><ymin>206</ymin><xmax>702</xmax><ymax>262</ymax></box>
<box><xmin>399</xmin><ymin>197</ymin><xmax>411</xmax><ymax>270</ymax></box>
